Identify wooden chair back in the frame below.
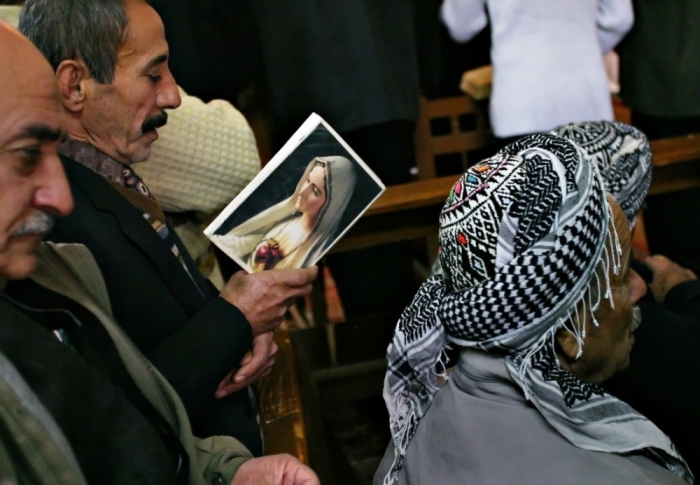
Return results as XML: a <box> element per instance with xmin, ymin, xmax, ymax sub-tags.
<box><xmin>414</xmin><ymin>95</ymin><xmax>494</xmax><ymax>180</ymax></box>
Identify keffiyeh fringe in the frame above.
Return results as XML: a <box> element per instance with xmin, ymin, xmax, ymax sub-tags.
<box><xmin>382</xmin><ymin>207</ymin><xmax>622</xmax><ymax>485</ymax></box>
<box><xmin>383</xmin><ymin>216</ymin><xmax>692</xmax><ymax>484</ymax></box>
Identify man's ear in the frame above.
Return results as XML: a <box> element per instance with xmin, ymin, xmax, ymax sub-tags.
<box><xmin>555</xmin><ymin>326</ymin><xmax>581</xmax><ymax>363</ymax></box>
<box><xmin>55</xmin><ymin>59</ymin><xmax>89</xmax><ymax>113</ymax></box>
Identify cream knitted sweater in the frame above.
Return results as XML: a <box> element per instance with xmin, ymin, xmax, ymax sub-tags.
<box><xmin>136</xmin><ymin>87</ymin><xmax>260</xmax><ymax>214</ymax></box>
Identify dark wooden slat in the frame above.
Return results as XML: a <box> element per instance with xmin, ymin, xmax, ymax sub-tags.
<box><xmin>650</xmin><ymin>134</ymin><xmax>700</xmax><ymax>167</ymax></box>
<box><xmin>648</xmin><ymin>134</ymin><xmax>700</xmax><ymax>195</ymax></box>
<box><xmin>431</xmin><ymin>131</ymin><xmax>495</xmax><ymax>154</ymax></box>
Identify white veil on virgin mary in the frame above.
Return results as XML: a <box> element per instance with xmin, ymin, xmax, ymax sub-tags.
<box><xmin>212</xmin><ymin>156</ymin><xmax>357</xmax><ymax>271</ymax></box>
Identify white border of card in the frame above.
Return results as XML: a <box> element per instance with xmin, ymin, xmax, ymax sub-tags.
<box><xmin>204</xmin><ymin>113</ymin><xmax>386</xmax><ymax>273</ymax></box>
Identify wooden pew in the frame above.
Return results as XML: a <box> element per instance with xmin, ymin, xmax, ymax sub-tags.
<box><xmin>328</xmin><ymin>133</ymin><xmax>700</xmax><ymax>255</ymax></box>
<box><xmin>329</xmin><ymin>175</ymin><xmax>456</xmax><ymax>254</ymax></box>
<box><xmin>649</xmin><ymin>134</ymin><xmax>700</xmax><ymax>195</ymax></box>
<box><xmin>256</xmin><ymin>331</ymin><xmax>309</xmax><ymax>463</ymax></box>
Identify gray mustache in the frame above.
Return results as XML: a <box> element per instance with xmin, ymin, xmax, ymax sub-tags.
<box><xmin>12</xmin><ymin>211</ymin><xmax>54</xmax><ymax>237</ymax></box>
<box><xmin>630</xmin><ymin>305</ymin><xmax>642</xmax><ymax>332</ymax></box>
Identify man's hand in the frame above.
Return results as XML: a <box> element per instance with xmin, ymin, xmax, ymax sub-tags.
<box><xmin>645</xmin><ymin>254</ymin><xmax>697</xmax><ymax>302</ymax></box>
<box><xmin>232</xmin><ymin>454</ymin><xmax>319</xmax><ymax>485</ymax></box>
<box><xmin>220</xmin><ymin>266</ymin><xmax>318</xmax><ymax>335</ymax></box>
<box><xmin>216</xmin><ymin>332</ymin><xmax>278</xmax><ymax>398</ymax></box>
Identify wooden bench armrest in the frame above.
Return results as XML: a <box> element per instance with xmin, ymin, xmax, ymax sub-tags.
<box><xmin>257</xmin><ymin>331</ymin><xmax>309</xmax><ymax>463</ymax></box>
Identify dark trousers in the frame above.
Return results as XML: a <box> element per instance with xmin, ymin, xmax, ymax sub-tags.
<box><xmin>632</xmin><ymin>112</ymin><xmax>700</xmax><ymax>272</ymax></box>
<box><xmin>325</xmin><ymin>121</ymin><xmax>419</xmax><ymax>319</ymax></box>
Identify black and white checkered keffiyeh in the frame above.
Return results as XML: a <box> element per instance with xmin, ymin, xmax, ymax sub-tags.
<box><xmin>553</xmin><ymin>120</ymin><xmax>652</xmax><ymax>225</ymax></box>
<box><xmin>382</xmin><ymin>133</ymin><xmax>692</xmax><ymax>484</ymax></box>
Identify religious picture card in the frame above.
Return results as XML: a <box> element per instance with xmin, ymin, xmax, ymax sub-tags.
<box><xmin>205</xmin><ymin>113</ymin><xmax>386</xmax><ymax>273</ymax></box>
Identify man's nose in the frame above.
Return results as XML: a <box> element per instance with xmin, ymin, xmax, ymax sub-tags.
<box><xmin>33</xmin><ymin>153</ymin><xmax>73</xmax><ymax>217</ymax></box>
<box><xmin>629</xmin><ymin>269</ymin><xmax>647</xmax><ymax>304</ymax></box>
<box><xmin>156</xmin><ymin>69</ymin><xmax>182</xmax><ymax>110</ymax></box>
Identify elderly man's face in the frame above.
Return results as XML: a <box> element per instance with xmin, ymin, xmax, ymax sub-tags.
<box><xmin>81</xmin><ymin>0</ymin><xmax>181</xmax><ymax>165</ymax></box>
<box><xmin>0</xmin><ymin>26</ymin><xmax>73</xmax><ymax>286</ymax></box>
<box><xmin>564</xmin><ymin>197</ymin><xmax>647</xmax><ymax>385</ymax></box>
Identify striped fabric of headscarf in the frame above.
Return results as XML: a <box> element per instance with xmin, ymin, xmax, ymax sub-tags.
<box><xmin>382</xmin><ymin>133</ymin><xmax>691</xmax><ymax>485</ymax></box>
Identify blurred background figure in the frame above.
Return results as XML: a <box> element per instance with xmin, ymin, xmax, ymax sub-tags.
<box><xmin>249</xmin><ymin>0</ymin><xmax>425</xmax><ymax>320</ymax></box>
<box><xmin>618</xmin><ymin>0</ymin><xmax>700</xmax><ymax>273</ymax></box>
<box><xmin>441</xmin><ymin>0</ymin><xmax>633</xmax><ymax>142</ymax></box>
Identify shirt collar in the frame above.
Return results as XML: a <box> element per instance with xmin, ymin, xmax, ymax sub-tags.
<box><xmin>58</xmin><ymin>139</ymin><xmax>125</xmax><ymax>185</ymax></box>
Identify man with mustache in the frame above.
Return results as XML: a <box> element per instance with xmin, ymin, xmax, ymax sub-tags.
<box><xmin>12</xmin><ymin>0</ymin><xmax>318</xmax><ymax>454</ymax></box>
<box><xmin>0</xmin><ymin>22</ymin><xmax>320</xmax><ymax>484</ymax></box>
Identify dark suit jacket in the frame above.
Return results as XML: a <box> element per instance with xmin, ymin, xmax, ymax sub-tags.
<box><xmin>0</xmin><ymin>298</ymin><xmax>181</xmax><ymax>484</ymax></box>
<box><xmin>49</xmin><ymin>155</ymin><xmax>261</xmax><ymax>454</ymax></box>
<box><xmin>620</xmin><ymin>0</ymin><xmax>700</xmax><ymax>117</ymax></box>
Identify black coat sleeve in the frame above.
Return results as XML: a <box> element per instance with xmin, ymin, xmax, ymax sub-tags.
<box><xmin>663</xmin><ymin>280</ymin><xmax>700</xmax><ymax>320</ymax></box>
<box><xmin>145</xmin><ymin>297</ymin><xmax>252</xmax><ymax>417</ymax></box>
<box><xmin>52</xmin><ymin>156</ymin><xmax>262</xmax><ymax>454</ymax></box>
<box><xmin>48</xmin><ymin>171</ymin><xmax>254</xmax><ymax>418</ymax></box>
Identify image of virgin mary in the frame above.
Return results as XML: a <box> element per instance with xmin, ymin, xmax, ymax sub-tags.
<box><xmin>214</xmin><ymin>156</ymin><xmax>357</xmax><ymax>272</ymax></box>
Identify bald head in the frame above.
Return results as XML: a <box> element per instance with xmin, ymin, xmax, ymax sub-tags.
<box><xmin>0</xmin><ymin>23</ymin><xmax>72</xmax><ymax>286</ymax></box>
<box><xmin>0</xmin><ymin>23</ymin><xmax>56</xmax><ymax>96</ymax></box>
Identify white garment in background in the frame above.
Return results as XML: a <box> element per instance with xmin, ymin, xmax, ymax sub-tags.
<box><xmin>441</xmin><ymin>0</ymin><xmax>633</xmax><ymax>137</ymax></box>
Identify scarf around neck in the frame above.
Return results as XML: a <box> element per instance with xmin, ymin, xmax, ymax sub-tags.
<box><xmin>382</xmin><ymin>133</ymin><xmax>692</xmax><ymax>484</ymax></box>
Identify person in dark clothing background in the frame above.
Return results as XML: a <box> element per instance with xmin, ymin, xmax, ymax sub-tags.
<box><xmin>619</xmin><ymin>0</ymin><xmax>700</xmax><ymax>272</ymax></box>
<box><xmin>250</xmin><ymin>0</ymin><xmax>427</xmax><ymax>320</ymax></box>
<box><xmin>149</xmin><ymin>0</ymin><xmax>262</xmax><ymax>106</ymax></box>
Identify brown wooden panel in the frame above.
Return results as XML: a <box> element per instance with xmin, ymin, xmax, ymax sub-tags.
<box><xmin>290</xmin><ymin>331</ymin><xmax>335</xmax><ymax>484</ymax></box>
<box><xmin>330</xmin><ymin>225</ymin><xmax>439</xmax><ymax>254</ymax></box>
<box><xmin>258</xmin><ymin>331</ymin><xmax>309</xmax><ymax>463</ymax></box>
<box><xmin>422</xmin><ymin>96</ymin><xmax>477</xmax><ymax>117</ymax></box>
<box><xmin>650</xmin><ymin>134</ymin><xmax>700</xmax><ymax>167</ymax></box>
<box><xmin>415</xmin><ymin>95</ymin><xmax>494</xmax><ymax>181</ymax></box>
<box><xmin>430</xmin><ymin>131</ymin><xmax>495</xmax><ymax>154</ymax></box>
<box><xmin>365</xmin><ymin>176</ymin><xmax>457</xmax><ymax>216</ymax></box>
<box><xmin>649</xmin><ymin>160</ymin><xmax>700</xmax><ymax>196</ymax></box>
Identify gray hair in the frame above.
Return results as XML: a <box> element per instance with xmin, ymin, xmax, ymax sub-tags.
<box><xmin>19</xmin><ymin>0</ymin><xmax>129</xmax><ymax>84</ymax></box>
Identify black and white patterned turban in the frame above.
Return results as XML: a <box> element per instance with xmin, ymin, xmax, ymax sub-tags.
<box><xmin>382</xmin><ymin>134</ymin><xmax>691</xmax><ymax>485</ymax></box>
<box><xmin>553</xmin><ymin>120</ymin><xmax>652</xmax><ymax>225</ymax></box>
